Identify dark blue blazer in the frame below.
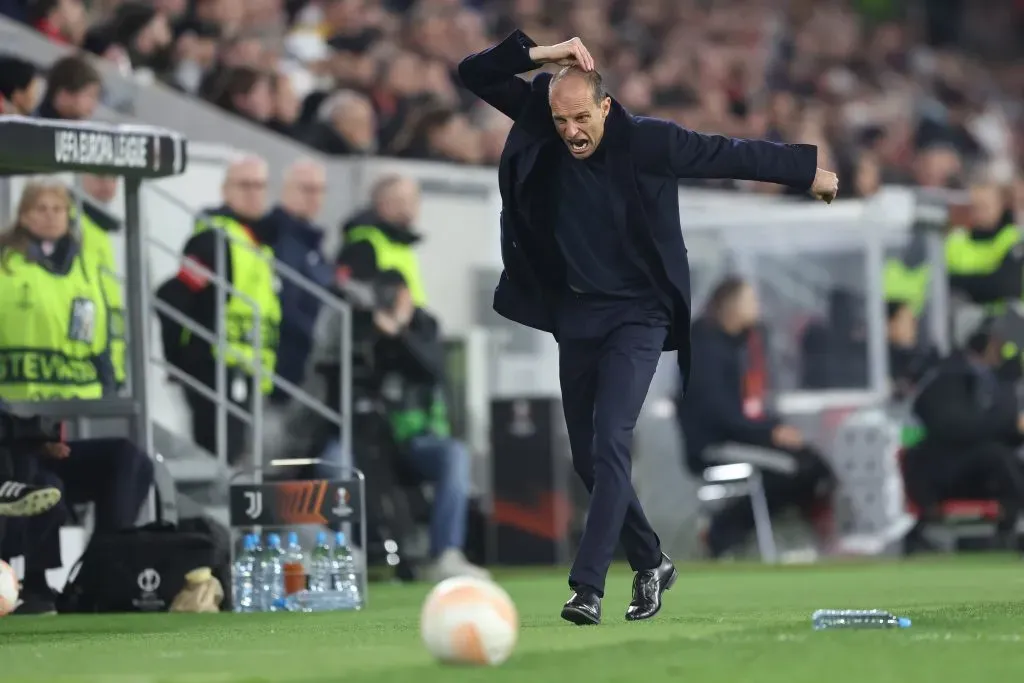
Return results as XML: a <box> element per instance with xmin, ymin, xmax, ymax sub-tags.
<box><xmin>457</xmin><ymin>30</ymin><xmax>818</xmax><ymax>394</ymax></box>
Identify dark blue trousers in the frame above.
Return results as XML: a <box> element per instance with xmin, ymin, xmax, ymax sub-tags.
<box><xmin>2</xmin><ymin>438</ymin><xmax>153</xmax><ymax>573</ymax></box>
<box><xmin>557</xmin><ymin>293</ymin><xmax>666</xmax><ymax>596</ymax></box>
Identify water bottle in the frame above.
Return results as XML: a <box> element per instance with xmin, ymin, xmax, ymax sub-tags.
<box><xmin>252</xmin><ymin>534</ymin><xmax>269</xmax><ymax>612</ymax></box>
<box><xmin>284</xmin><ymin>532</ymin><xmax>307</xmax><ymax>596</ymax></box>
<box><xmin>231</xmin><ymin>534</ymin><xmax>258</xmax><ymax>613</ymax></box>
<box><xmin>284</xmin><ymin>589</ymin><xmax>356</xmax><ymax>613</ymax></box>
<box><xmin>308</xmin><ymin>531</ymin><xmax>332</xmax><ymax>592</ymax></box>
<box><xmin>265</xmin><ymin>533</ymin><xmax>286</xmax><ymax>611</ymax></box>
<box><xmin>331</xmin><ymin>531</ymin><xmax>362</xmax><ymax>610</ymax></box>
<box><xmin>812</xmin><ymin>609</ymin><xmax>911</xmax><ymax>630</ymax></box>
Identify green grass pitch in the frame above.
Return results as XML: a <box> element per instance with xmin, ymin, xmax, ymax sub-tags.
<box><xmin>3</xmin><ymin>556</ymin><xmax>1024</xmax><ymax>683</ymax></box>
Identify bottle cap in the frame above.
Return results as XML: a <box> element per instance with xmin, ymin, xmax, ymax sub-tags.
<box><xmin>287</xmin><ymin>531</ymin><xmax>299</xmax><ymax>545</ymax></box>
<box><xmin>897</xmin><ymin>617</ymin><xmax>911</xmax><ymax>628</ymax></box>
<box><xmin>316</xmin><ymin>531</ymin><xmax>327</xmax><ymax>544</ymax></box>
<box><xmin>268</xmin><ymin>533</ymin><xmax>281</xmax><ymax>546</ymax></box>
<box><xmin>335</xmin><ymin>531</ymin><xmax>346</xmax><ymax>545</ymax></box>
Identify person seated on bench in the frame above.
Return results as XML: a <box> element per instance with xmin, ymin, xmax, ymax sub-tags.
<box><xmin>677</xmin><ymin>277</ymin><xmax>835</xmax><ymax>558</ymax></box>
<box><xmin>904</xmin><ymin>315</ymin><xmax>1024</xmax><ymax>551</ymax></box>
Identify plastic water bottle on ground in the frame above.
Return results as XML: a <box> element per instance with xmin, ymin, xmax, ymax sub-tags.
<box><xmin>232</xmin><ymin>534</ymin><xmax>258</xmax><ymax>613</ymax></box>
<box><xmin>308</xmin><ymin>531</ymin><xmax>332</xmax><ymax>592</ymax></box>
<box><xmin>265</xmin><ymin>533</ymin><xmax>287</xmax><ymax>611</ymax></box>
<box><xmin>284</xmin><ymin>532</ymin><xmax>307</xmax><ymax>596</ymax></box>
<box><xmin>331</xmin><ymin>531</ymin><xmax>362</xmax><ymax>610</ymax></box>
<box><xmin>252</xmin><ymin>534</ymin><xmax>269</xmax><ymax>612</ymax></box>
<box><xmin>284</xmin><ymin>589</ymin><xmax>356</xmax><ymax>612</ymax></box>
<box><xmin>812</xmin><ymin>609</ymin><xmax>911</xmax><ymax>630</ymax></box>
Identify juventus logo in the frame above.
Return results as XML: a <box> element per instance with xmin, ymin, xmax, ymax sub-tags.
<box><xmin>0</xmin><ymin>481</ymin><xmax>25</xmax><ymax>498</ymax></box>
<box><xmin>244</xmin><ymin>490</ymin><xmax>263</xmax><ymax>519</ymax></box>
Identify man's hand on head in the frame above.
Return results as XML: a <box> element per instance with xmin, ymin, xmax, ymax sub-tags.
<box><xmin>529</xmin><ymin>38</ymin><xmax>595</xmax><ymax>71</ymax></box>
<box><xmin>811</xmin><ymin>168</ymin><xmax>839</xmax><ymax>204</ymax></box>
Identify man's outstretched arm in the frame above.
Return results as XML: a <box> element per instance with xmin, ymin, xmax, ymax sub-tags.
<box><xmin>643</xmin><ymin>119</ymin><xmax>838</xmax><ymax>202</ymax></box>
<box><xmin>457</xmin><ymin>32</ymin><xmax>595</xmax><ymax>120</ymax></box>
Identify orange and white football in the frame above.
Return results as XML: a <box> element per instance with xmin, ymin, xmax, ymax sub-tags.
<box><xmin>0</xmin><ymin>560</ymin><xmax>19</xmax><ymax>616</ymax></box>
<box><xmin>420</xmin><ymin>576</ymin><xmax>519</xmax><ymax>666</ymax></box>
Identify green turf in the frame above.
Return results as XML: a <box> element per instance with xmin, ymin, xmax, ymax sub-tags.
<box><xmin>3</xmin><ymin>556</ymin><xmax>1024</xmax><ymax>683</ymax></box>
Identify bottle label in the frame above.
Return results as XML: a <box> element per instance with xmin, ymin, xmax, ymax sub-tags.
<box><xmin>284</xmin><ymin>562</ymin><xmax>307</xmax><ymax>595</ymax></box>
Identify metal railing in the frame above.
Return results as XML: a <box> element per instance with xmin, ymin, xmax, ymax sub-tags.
<box><xmin>57</xmin><ymin>182</ymin><xmax>353</xmax><ymax>480</ymax></box>
<box><xmin>141</xmin><ymin>183</ymin><xmax>354</xmax><ymax>475</ymax></box>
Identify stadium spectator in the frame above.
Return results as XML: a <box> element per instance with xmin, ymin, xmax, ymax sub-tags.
<box><xmin>8</xmin><ymin>0</ymin><xmax>1023</xmax><ymax>183</ymax></box>
<box><xmin>36</xmin><ymin>54</ymin><xmax>101</xmax><ymax>120</ymax></box>
<box><xmin>904</xmin><ymin>314</ymin><xmax>1024</xmax><ymax>552</ymax></box>
<box><xmin>302</xmin><ymin>89</ymin><xmax>377</xmax><ymax>155</ymax></box>
<box><xmin>83</xmin><ymin>2</ymin><xmax>172</xmax><ymax>71</ymax></box>
<box><xmin>0</xmin><ymin>55</ymin><xmax>41</xmax><ymax>116</ymax></box>
<box><xmin>677</xmin><ymin>277</ymin><xmax>835</xmax><ymax>558</ymax></box>
<box><xmin>263</xmin><ymin>158</ymin><xmax>332</xmax><ymax>403</ymax></box>
<box><xmin>267</xmin><ymin>71</ymin><xmax>303</xmax><ymax>139</ymax></box>
<box><xmin>167</xmin><ymin>19</ymin><xmax>221</xmax><ymax>94</ymax></box>
<box><xmin>27</xmin><ymin>0</ymin><xmax>86</xmax><ymax>46</ymax></box>
<box><xmin>208</xmin><ymin>66</ymin><xmax>274</xmax><ymax>126</ymax></box>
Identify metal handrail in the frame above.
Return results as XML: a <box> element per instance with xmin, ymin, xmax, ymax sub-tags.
<box><xmin>144</xmin><ymin>230</ymin><xmax>265</xmax><ymax>470</ymax></box>
<box><xmin>145</xmin><ymin>182</ymin><xmax>353</xmax><ymax>468</ymax></box>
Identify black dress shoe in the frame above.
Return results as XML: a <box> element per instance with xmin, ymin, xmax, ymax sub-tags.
<box><xmin>625</xmin><ymin>554</ymin><xmax>678</xmax><ymax>621</ymax></box>
<box><xmin>561</xmin><ymin>590</ymin><xmax>601</xmax><ymax>625</ymax></box>
<box><xmin>13</xmin><ymin>589</ymin><xmax>58</xmax><ymax>616</ymax></box>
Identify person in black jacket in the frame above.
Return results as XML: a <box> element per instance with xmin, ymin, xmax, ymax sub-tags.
<box><xmin>904</xmin><ymin>314</ymin><xmax>1024</xmax><ymax>549</ymax></box>
<box><xmin>678</xmin><ymin>277</ymin><xmax>835</xmax><ymax>558</ymax></box>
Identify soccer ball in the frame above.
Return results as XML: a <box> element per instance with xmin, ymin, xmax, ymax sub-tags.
<box><xmin>0</xmin><ymin>560</ymin><xmax>19</xmax><ymax>616</ymax></box>
<box><xmin>420</xmin><ymin>576</ymin><xmax>519</xmax><ymax>666</ymax></box>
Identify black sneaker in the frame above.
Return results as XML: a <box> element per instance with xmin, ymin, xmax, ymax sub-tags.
<box><xmin>12</xmin><ymin>589</ymin><xmax>58</xmax><ymax>616</ymax></box>
<box><xmin>0</xmin><ymin>480</ymin><xmax>61</xmax><ymax>517</ymax></box>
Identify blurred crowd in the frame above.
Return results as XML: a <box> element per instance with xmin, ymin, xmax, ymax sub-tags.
<box><xmin>0</xmin><ymin>0</ymin><xmax>1021</xmax><ymax>197</ymax></box>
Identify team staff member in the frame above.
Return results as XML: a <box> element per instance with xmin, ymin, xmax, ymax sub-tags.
<box><xmin>884</xmin><ymin>181</ymin><xmax>1021</xmax><ymax>313</ymax></box>
<box><xmin>156</xmin><ymin>156</ymin><xmax>282</xmax><ymax>465</ymax></box>
<box><xmin>0</xmin><ymin>182</ymin><xmax>154</xmax><ymax>613</ymax></box>
<box><xmin>904</xmin><ymin>314</ymin><xmax>1024</xmax><ymax>552</ymax></box>
<box><xmin>76</xmin><ymin>174</ymin><xmax>127</xmax><ymax>389</ymax></box>
<box><xmin>679</xmin><ymin>278</ymin><xmax>835</xmax><ymax>558</ymax></box>
<box><xmin>336</xmin><ymin>174</ymin><xmax>427</xmax><ymax>306</ymax></box>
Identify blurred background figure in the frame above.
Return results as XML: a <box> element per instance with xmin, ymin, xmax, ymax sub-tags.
<box><xmin>263</xmin><ymin>158</ymin><xmax>332</xmax><ymax>404</ymax></box>
<box><xmin>678</xmin><ymin>278</ymin><xmax>835</xmax><ymax>558</ymax></box>
<box><xmin>903</xmin><ymin>314</ymin><xmax>1024</xmax><ymax>553</ymax></box>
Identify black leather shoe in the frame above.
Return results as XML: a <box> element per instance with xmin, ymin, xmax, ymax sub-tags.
<box><xmin>625</xmin><ymin>554</ymin><xmax>678</xmax><ymax>621</ymax></box>
<box><xmin>561</xmin><ymin>590</ymin><xmax>601</xmax><ymax>625</ymax></box>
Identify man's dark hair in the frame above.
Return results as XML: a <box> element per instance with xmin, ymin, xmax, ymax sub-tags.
<box><xmin>46</xmin><ymin>54</ymin><xmax>101</xmax><ymax>97</ymax></box>
<box><xmin>703</xmin><ymin>275</ymin><xmax>749</xmax><ymax>320</ymax></box>
<box><xmin>0</xmin><ymin>56</ymin><xmax>37</xmax><ymax>100</ymax></box>
<box><xmin>550</xmin><ymin>66</ymin><xmax>607</xmax><ymax>105</ymax></box>
<box><xmin>210</xmin><ymin>67</ymin><xmax>267</xmax><ymax>112</ymax></box>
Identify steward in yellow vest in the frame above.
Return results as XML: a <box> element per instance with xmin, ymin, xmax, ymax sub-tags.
<box><xmin>75</xmin><ymin>201</ymin><xmax>126</xmax><ymax>388</ymax></box>
<box><xmin>336</xmin><ymin>208</ymin><xmax>427</xmax><ymax>307</ymax></box>
<box><xmin>884</xmin><ymin>185</ymin><xmax>1022</xmax><ymax>314</ymax></box>
<box><xmin>0</xmin><ymin>181</ymin><xmax>113</xmax><ymax>402</ymax></box>
<box><xmin>155</xmin><ymin>204</ymin><xmax>281</xmax><ymax>463</ymax></box>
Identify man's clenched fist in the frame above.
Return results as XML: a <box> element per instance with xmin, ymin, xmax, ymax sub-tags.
<box><xmin>528</xmin><ymin>37</ymin><xmax>595</xmax><ymax>72</ymax></box>
<box><xmin>812</xmin><ymin>168</ymin><xmax>839</xmax><ymax>204</ymax></box>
